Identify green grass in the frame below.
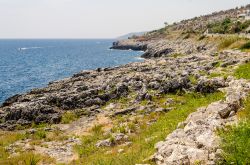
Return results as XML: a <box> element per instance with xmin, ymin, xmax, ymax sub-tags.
<box><xmin>169</xmin><ymin>53</ymin><xmax>185</xmax><ymax>58</ymax></box>
<box><xmin>212</xmin><ymin>61</ymin><xmax>221</xmax><ymax>68</ymax></box>
<box><xmin>0</xmin><ymin>132</ymin><xmax>27</xmax><ymax>161</ymax></box>
<box><xmin>0</xmin><ymin>152</ymin><xmax>54</xmax><ymax>165</ymax></box>
<box><xmin>189</xmin><ymin>75</ymin><xmax>198</xmax><ymax>85</ymax></box>
<box><xmin>217</xmin><ymin>66</ymin><xmax>250</xmax><ymax>164</ymax></box>
<box><xmin>234</xmin><ymin>62</ymin><xmax>250</xmax><ymax>80</ymax></box>
<box><xmin>73</xmin><ymin>92</ymin><xmax>224</xmax><ymax>165</ymax></box>
<box><xmin>0</xmin><ymin>131</ymin><xmax>54</xmax><ymax>164</ymax></box>
<box><xmin>218</xmin><ymin>37</ymin><xmax>240</xmax><ymax>50</ymax></box>
<box><xmin>208</xmin><ymin>72</ymin><xmax>230</xmax><ymax>79</ymax></box>
<box><xmin>91</xmin><ymin>124</ymin><xmax>104</xmax><ymax>135</ymax></box>
<box><xmin>218</xmin><ymin>95</ymin><xmax>250</xmax><ymax>165</ymax></box>
<box><xmin>61</xmin><ymin>111</ymin><xmax>79</xmax><ymax>124</ymax></box>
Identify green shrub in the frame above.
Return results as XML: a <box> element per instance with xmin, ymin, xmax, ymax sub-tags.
<box><xmin>208</xmin><ymin>18</ymin><xmax>232</xmax><ymax>34</ymax></box>
<box><xmin>208</xmin><ymin>18</ymin><xmax>250</xmax><ymax>34</ymax></box>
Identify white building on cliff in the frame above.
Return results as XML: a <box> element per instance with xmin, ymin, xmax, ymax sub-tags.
<box><xmin>237</xmin><ymin>9</ymin><xmax>250</xmax><ymax>20</ymax></box>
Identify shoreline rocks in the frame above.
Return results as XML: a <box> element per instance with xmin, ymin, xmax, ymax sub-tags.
<box><xmin>0</xmin><ymin>46</ymin><xmax>249</xmax><ymax>130</ymax></box>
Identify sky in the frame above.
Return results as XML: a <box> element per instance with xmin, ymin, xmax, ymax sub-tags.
<box><xmin>0</xmin><ymin>0</ymin><xmax>249</xmax><ymax>39</ymax></box>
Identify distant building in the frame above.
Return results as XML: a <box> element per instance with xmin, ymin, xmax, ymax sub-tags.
<box><xmin>237</xmin><ymin>9</ymin><xmax>250</xmax><ymax>20</ymax></box>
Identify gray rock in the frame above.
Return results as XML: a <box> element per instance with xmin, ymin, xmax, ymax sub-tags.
<box><xmin>196</xmin><ymin>77</ymin><xmax>226</xmax><ymax>93</ymax></box>
<box><xmin>96</xmin><ymin>139</ymin><xmax>112</xmax><ymax>148</ymax></box>
<box><xmin>113</xmin><ymin>107</ymin><xmax>137</xmax><ymax>116</ymax></box>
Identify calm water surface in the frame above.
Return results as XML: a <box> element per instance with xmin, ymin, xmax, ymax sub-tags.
<box><xmin>0</xmin><ymin>39</ymin><xmax>143</xmax><ymax>103</ymax></box>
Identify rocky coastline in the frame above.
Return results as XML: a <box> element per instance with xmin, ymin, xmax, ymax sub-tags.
<box><xmin>0</xmin><ymin>36</ymin><xmax>221</xmax><ymax>130</ymax></box>
<box><xmin>1</xmin><ymin>4</ymin><xmax>250</xmax><ymax>165</ymax></box>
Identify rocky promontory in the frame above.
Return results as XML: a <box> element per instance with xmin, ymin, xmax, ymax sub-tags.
<box><xmin>110</xmin><ymin>39</ymin><xmax>147</xmax><ymax>51</ymax></box>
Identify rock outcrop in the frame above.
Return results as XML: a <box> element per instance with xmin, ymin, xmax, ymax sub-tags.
<box><xmin>153</xmin><ymin>78</ymin><xmax>250</xmax><ymax>165</ymax></box>
<box><xmin>110</xmin><ymin>39</ymin><xmax>147</xmax><ymax>51</ymax></box>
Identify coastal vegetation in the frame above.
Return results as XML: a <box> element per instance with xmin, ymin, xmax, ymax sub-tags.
<box><xmin>0</xmin><ymin>131</ymin><xmax>55</xmax><ymax>164</ymax></box>
<box><xmin>234</xmin><ymin>62</ymin><xmax>250</xmax><ymax>79</ymax></box>
<box><xmin>208</xmin><ymin>18</ymin><xmax>250</xmax><ymax>34</ymax></box>
<box><xmin>217</xmin><ymin>64</ymin><xmax>250</xmax><ymax>165</ymax></box>
<box><xmin>218</xmin><ymin>96</ymin><xmax>250</xmax><ymax>165</ymax></box>
<box><xmin>61</xmin><ymin>111</ymin><xmax>80</xmax><ymax>124</ymax></box>
<box><xmin>73</xmin><ymin>92</ymin><xmax>224</xmax><ymax>165</ymax></box>
<box><xmin>1</xmin><ymin>4</ymin><xmax>250</xmax><ymax>165</ymax></box>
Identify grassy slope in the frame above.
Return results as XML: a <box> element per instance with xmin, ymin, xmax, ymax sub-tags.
<box><xmin>234</xmin><ymin>62</ymin><xmax>250</xmax><ymax>80</ymax></box>
<box><xmin>218</xmin><ymin>63</ymin><xmax>250</xmax><ymax>164</ymax></box>
<box><xmin>0</xmin><ymin>131</ymin><xmax>55</xmax><ymax>165</ymax></box>
<box><xmin>218</xmin><ymin>96</ymin><xmax>250</xmax><ymax>165</ymax></box>
<box><xmin>73</xmin><ymin>92</ymin><xmax>224</xmax><ymax>165</ymax></box>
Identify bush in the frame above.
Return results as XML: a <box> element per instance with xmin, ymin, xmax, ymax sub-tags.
<box><xmin>208</xmin><ymin>18</ymin><xmax>232</xmax><ymax>34</ymax></box>
<box><xmin>208</xmin><ymin>18</ymin><xmax>250</xmax><ymax>34</ymax></box>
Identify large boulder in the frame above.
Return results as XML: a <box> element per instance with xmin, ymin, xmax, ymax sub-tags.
<box><xmin>1</xmin><ymin>102</ymin><xmax>61</xmax><ymax>129</ymax></box>
<box><xmin>160</xmin><ymin>76</ymin><xmax>190</xmax><ymax>93</ymax></box>
<box><xmin>196</xmin><ymin>77</ymin><xmax>226</xmax><ymax>93</ymax></box>
<box><xmin>115</xmin><ymin>83</ymin><xmax>129</xmax><ymax>97</ymax></box>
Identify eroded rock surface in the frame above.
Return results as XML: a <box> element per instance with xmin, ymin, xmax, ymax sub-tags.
<box><xmin>153</xmin><ymin>78</ymin><xmax>250</xmax><ymax>165</ymax></box>
<box><xmin>0</xmin><ymin>49</ymin><xmax>249</xmax><ymax>130</ymax></box>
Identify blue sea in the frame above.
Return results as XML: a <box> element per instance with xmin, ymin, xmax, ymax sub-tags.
<box><xmin>0</xmin><ymin>39</ymin><xmax>143</xmax><ymax>104</ymax></box>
